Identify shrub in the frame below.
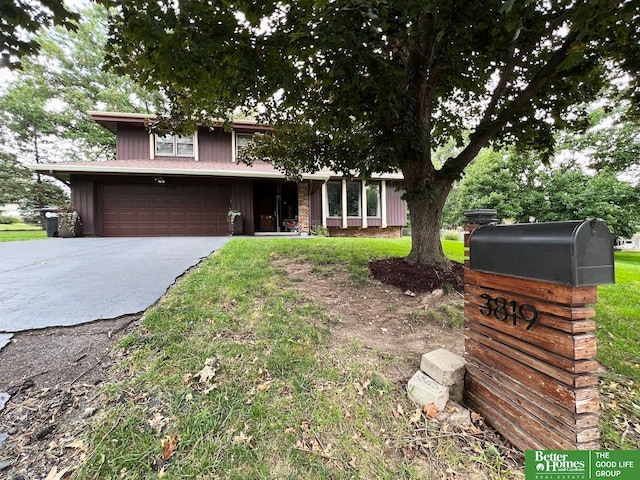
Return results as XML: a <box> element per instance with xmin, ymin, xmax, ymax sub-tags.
<box><xmin>0</xmin><ymin>216</ymin><xmax>19</xmax><ymax>224</ymax></box>
<box><xmin>311</xmin><ymin>225</ymin><xmax>330</xmax><ymax>237</ymax></box>
<box><xmin>442</xmin><ymin>231</ymin><xmax>460</xmax><ymax>241</ymax></box>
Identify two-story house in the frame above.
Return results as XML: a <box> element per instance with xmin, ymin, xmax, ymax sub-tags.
<box><xmin>33</xmin><ymin>112</ymin><xmax>407</xmax><ymax>237</ymax></box>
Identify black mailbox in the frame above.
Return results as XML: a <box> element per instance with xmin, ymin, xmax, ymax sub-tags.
<box><xmin>469</xmin><ymin>219</ymin><xmax>615</xmax><ymax>286</ymax></box>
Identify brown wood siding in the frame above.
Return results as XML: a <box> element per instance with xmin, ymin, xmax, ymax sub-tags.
<box><xmin>386</xmin><ymin>182</ymin><xmax>407</xmax><ymax>226</ymax></box>
<box><xmin>198</xmin><ymin>128</ymin><xmax>233</xmax><ymax>163</ymax></box>
<box><xmin>70</xmin><ymin>177</ymin><xmax>96</xmax><ymax>236</ymax></box>
<box><xmin>310</xmin><ymin>181</ymin><xmax>323</xmax><ymax>226</ymax></box>
<box><xmin>230</xmin><ymin>180</ymin><xmax>254</xmax><ymax>235</ymax></box>
<box><xmin>326</xmin><ymin>218</ymin><xmax>341</xmax><ymax>227</ymax></box>
<box><xmin>117</xmin><ymin>125</ymin><xmax>150</xmax><ymax>160</ymax></box>
<box><xmin>368</xmin><ymin>218</ymin><xmax>382</xmax><ymax>227</ymax></box>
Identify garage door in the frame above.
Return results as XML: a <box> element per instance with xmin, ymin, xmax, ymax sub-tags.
<box><xmin>101</xmin><ymin>183</ymin><xmax>231</xmax><ymax>236</ymax></box>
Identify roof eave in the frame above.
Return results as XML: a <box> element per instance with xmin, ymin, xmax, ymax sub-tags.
<box><xmin>29</xmin><ymin>163</ymin><xmax>332</xmax><ymax>181</ymax></box>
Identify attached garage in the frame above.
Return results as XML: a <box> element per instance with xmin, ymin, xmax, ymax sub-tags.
<box><xmin>100</xmin><ymin>183</ymin><xmax>231</xmax><ymax>236</ymax></box>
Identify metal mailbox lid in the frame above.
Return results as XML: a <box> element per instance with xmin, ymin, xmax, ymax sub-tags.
<box><xmin>469</xmin><ymin>219</ymin><xmax>615</xmax><ymax>286</ymax></box>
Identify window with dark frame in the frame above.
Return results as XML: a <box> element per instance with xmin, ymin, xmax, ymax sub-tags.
<box><xmin>327</xmin><ymin>181</ymin><xmax>380</xmax><ymax>218</ymax></box>
<box><xmin>327</xmin><ymin>181</ymin><xmax>342</xmax><ymax>217</ymax></box>
<box><xmin>366</xmin><ymin>183</ymin><xmax>381</xmax><ymax>217</ymax></box>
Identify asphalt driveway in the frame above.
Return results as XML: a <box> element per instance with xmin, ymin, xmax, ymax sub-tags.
<box><xmin>0</xmin><ymin>237</ymin><xmax>230</xmax><ymax>335</ymax></box>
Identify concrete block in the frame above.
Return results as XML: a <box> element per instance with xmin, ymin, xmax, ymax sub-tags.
<box><xmin>449</xmin><ymin>380</ymin><xmax>464</xmax><ymax>404</ymax></box>
<box><xmin>437</xmin><ymin>402</ymin><xmax>471</xmax><ymax>426</ymax></box>
<box><xmin>420</xmin><ymin>348</ymin><xmax>466</xmax><ymax>386</ymax></box>
<box><xmin>407</xmin><ymin>370</ymin><xmax>449</xmax><ymax>410</ymax></box>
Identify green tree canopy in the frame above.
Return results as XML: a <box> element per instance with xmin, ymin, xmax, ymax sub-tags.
<box><xmin>0</xmin><ymin>151</ymin><xmax>31</xmax><ymax>205</ymax></box>
<box><xmin>0</xmin><ymin>2</ymin><xmax>164</xmax><ymax>164</ymax></box>
<box><xmin>104</xmin><ymin>0</ymin><xmax>639</xmax><ymax>264</ymax></box>
<box><xmin>448</xmin><ymin>151</ymin><xmax>640</xmax><ymax>239</ymax></box>
<box><xmin>1</xmin><ymin>0</ymin><xmax>77</xmax><ymax>69</ymax></box>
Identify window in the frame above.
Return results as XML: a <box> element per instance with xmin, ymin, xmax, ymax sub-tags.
<box><xmin>327</xmin><ymin>181</ymin><xmax>342</xmax><ymax>217</ymax></box>
<box><xmin>366</xmin><ymin>183</ymin><xmax>381</xmax><ymax>217</ymax></box>
<box><xmin>155</xmin><ymin>134</ymin><xmax>195</xmax><ymax>157</ymax></box>
<box><xmin>236</xmin><ymin>133</ymin><xmax>253</xmax><ymax>160</ymax></box>
<box><xmin>327</xmin><ymin>181</ymin><xmax>363</xmax><ymax>217</ymax></box>
<box><xmin>346</xmin><ymin>182</ymin><xmax>360</xmax><ymax>217</ymax></box>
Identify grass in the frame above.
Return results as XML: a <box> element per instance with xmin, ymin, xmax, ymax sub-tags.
<box><xmin>595</xmin><ymin>251</ymin><xmax>640</xmax><ymax>450</ymax></box>
<box><xmin>596</xmin><ymin>251</ymin><xmax>640</xmax><ymax>382</ymax></box>
<box><xmin>0</xmin><ymin>222</ymin><xmax>42</xmax><ymax>231</ymax></box>
<box><xmin>75</xmin><ymin>238</ymin><xmax>639</xmax><ymax>479</ymax></box>
<box><xmin>0</xmin><ymin>229</ymin><xmax>47</xmax><ymax>241</ymax></box>
<box><xmin>77</xmin><ymin>238</ymin><xmax>520</xmax><ymax>480</ymax></box>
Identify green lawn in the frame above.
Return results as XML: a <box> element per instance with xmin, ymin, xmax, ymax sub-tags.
<box><xmin>75</xmin><ymin>238</ymin><xmax>639</xmax><ymax>479</ymax></box>
<box><xmin>596</xmin><ymin>251</ymin><xmax>640</xmax><ymax>381</ymax></box>
<box><xmin>0</xmin><ymin>230</ymin><xmax>47</xmax><ymax>241</ymax></box>
<box><xmin>0</xmin><ymin>222</ymin><xmax>42</xmax><ymax>231</ymax></box>
<box><xmin>78</xmin><ymin>237</ymin><xmax>522</xmax><ymax>480</ymax></box>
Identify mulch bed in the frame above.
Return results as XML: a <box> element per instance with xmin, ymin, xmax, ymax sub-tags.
<box><xmin>369</xmin><ymin>258</ymin><xmax>465</xmax><ymax>293</ymax></box>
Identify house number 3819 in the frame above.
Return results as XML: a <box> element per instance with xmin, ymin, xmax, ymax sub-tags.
<box><xmin>479</xmin><ymin>294</ymin><xmax>539</xmax><ymax>331</ymax></box>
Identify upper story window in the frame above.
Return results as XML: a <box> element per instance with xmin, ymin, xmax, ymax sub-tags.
<box><xmin>235</xmin><ymin>133</ymin><xmax>253</xmax><ymax>161</ymax></box>
<box><xmin>155</xmin><ymin>134</ymin><xmax>195</xmax><ymax>157</ymax></box>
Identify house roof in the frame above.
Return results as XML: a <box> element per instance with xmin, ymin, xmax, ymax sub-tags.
<box><xmin>88</xmin><ymin>111</ymin><xmax>272</xmax><ymax>135</ymax></box>
<box><xmin>31</xmin><ymin>159</ymin><xmax>332</xmax><ymax>181</ymax></box>
<box><xmin>31</xmin><ymin>159</ymin><xmax>404</xmax><ymax>183</ymax></box>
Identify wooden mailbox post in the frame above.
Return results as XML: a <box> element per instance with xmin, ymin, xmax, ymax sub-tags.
<box><xmin>463</xmin><ymin>211</ymin><xmax>615</xmax><ymax>451</ymax></box>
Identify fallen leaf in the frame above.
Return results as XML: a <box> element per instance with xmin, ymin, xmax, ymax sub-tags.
<box><xmin>471</xmin><ymin>411</ymin><xmax>483</xmax><ymax>423</ymax></box>
<box><xmin>404</xmin><ymin>290</ymin><xmax>416</xmax><ymax>297</ymax></box>
<box><xmin>161</xmin><ymin>434</ymin><xmax>179</xmax><ymax>461</ymax></box>
<box><xmin>149</xmin><ymin>412</ymin><xmax>172</xmax><ymax>433</ymax></box>
<box><xmin>256</xmin><ymin>380</ymin><xmax>272</xmax><ymax>393</ymax></box>
<box><xmin>232</xmin><ymin>432</ymin><xmax>253</xmax><ymax>446</ymax></box>
<box><xmin>396</xmin><ymin>404</ymin><xmax>405</xmax><ymax>416</ymax></box>
<box><xmin>193</xmin><ymin>357</ymin><xmax>219</xmax><ymax>384</ymax></box>
<box><xmin>65</xmin><ymin>439</ymin><xmax>87</xmax><ymax>451</ymax></box>
<box><xmin>409</xmin><ymin>408</ymin><xmax>422</xmax><ymax>424</ymax></box>
<box><xmin>203</xmin><ymin>384</ymin><xmax>218</xmax><ymax>394</ymax></box>
<box><xmin>44</xmin><ymin>467</ymin><xmax>69</xmax><ymax>480</ymax></box>
<box><xmin>423</xmin><ymin>403</ymin><xmax>439</xmax><ymax>419</ymax></box>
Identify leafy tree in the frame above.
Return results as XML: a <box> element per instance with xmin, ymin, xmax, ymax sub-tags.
<box><xmin>0</xmin><ymin>151</ymin><xmax>31</xmax><ymax>204</ymax></box>
<box><xmin>104</xmin><ymin>1</ymin><xmax>639</xmax><ymax>264</ymax></box>
<box><xmin>449</xmin><ymin>152</ymin><xmax>640</xmax><ymax>239</ymax></box>
<box><xmin>533</xmin><ymin>166</ymin><xmax>640</xmax><ymax>239</ymax></box>
<box><xmin>0</xmin><ymin>151</ymin><xmax>67</xmax><ymax>222</ymax></box>
<box><xmin>559</xmin><ymin>106</ymin><xmax>640</xmax><ymax>175</ymax></box>
<box><xmin>0</xmin><ymin>3</ymin><xmax>163</xmax><ymax>163</ymax></box>
<box><xmin>1</xmin><ymin>0</ymin><xmax>77</xmax><ymax>69</ymax></box>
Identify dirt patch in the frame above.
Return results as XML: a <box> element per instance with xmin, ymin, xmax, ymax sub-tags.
<box><xmin>280</xmin><ymin>259</ymin><xmax>466</xmax><ymax>383</ymax></box>
<box><xmin>0</xmin><ymin>316</ymin><xmax>139</xmax><ymax>478</ymax></box>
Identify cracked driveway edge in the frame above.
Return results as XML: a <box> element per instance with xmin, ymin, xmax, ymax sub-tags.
<box><xmin>0</xmin><ymin>237</ymin><xmax>230</xmax><ymax>335</ymax></box>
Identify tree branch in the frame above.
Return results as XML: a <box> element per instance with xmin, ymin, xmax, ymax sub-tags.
<box><xmin>442</xmin><ymin>28</ymin><xmax>580</xmax><ymax>177</ymax></box>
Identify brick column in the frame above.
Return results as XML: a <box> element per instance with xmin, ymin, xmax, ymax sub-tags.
<box><xmin>297</xmin><ymin>182</ymin><xmax>310</xmax><ymax>234</ymax></box>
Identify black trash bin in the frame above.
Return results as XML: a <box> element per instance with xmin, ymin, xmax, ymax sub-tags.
<box><xmin>45</xmin><ymin>215</ymin><xmax>59</xmax><ymax>237</ymax></box>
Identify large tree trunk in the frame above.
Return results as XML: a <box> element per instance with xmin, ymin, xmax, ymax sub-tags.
<box><xmin>404</xmin><ymin>177</ymin><xmax>453</xmax><ymax>266</ymax></box>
